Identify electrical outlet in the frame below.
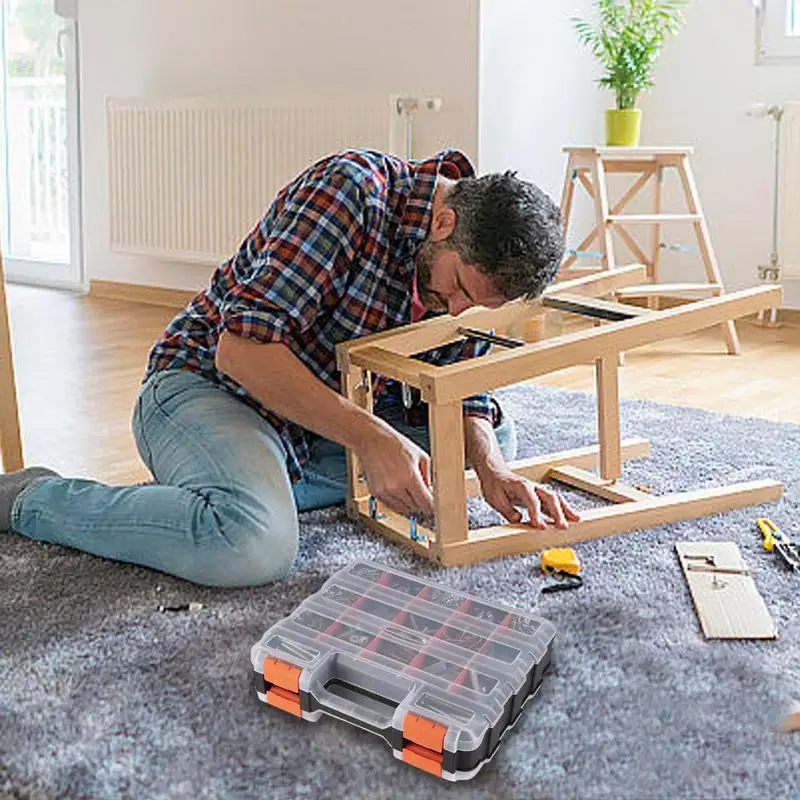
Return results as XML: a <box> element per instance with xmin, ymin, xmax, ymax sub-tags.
<box><xmin>758</xmin><ymin>265</ymin><xmax>781</xmax><ymax>282</ymax></box>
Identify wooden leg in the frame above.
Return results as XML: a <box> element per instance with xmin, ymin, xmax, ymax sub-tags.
<box><xmin>0</xmin><ymin>254</ymin><xmax>24</xmax><ymax>473</ymax></box>
<box><xmin>429</xmin><ymin>401</ymin><xmax>468</xmax><ymax>552</ymax></box>
<box><xmin>341</xmin><ymin>365</ymin><xmax>372</xmax><ymax>518</ymax></box>
<box><xmin>649</xmin><ymin>164</ymin><xmax>664</xmax><ymax>310</ymax></box>
<box><xmin>590</xmin><ymin>155</ymin><xmax>616</xmax><ymax>272</ymax></box>
<box><xmin>560</xmin><ymin>153</ymin><xmax>576</xmax><ymax>243</ymax></box>
<box><xmin>561</xmin><ymin>163</ymin><xmax>596</xmax><ymax>272</ymax></box>
<box><xmin>596</xmin><ymin>355</ymin><xmax>622</xmax><ymax>481</ymax></box>
<box><xmin>676</xmin><ymin>156</ymin><xmax>740</xmax><ymax>355</ymax></box>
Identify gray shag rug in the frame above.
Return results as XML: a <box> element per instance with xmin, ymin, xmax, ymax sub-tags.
<box><xmin>1</xmin><ymin>383</ymin><xmax>798</xmax><ymax>800</ymax></box>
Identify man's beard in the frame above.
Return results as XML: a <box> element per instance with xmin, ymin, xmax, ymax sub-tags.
<box><xmin>414</xmin><ymin>238</ymin><xmax>448</xmax><ymax>313</ymax></box>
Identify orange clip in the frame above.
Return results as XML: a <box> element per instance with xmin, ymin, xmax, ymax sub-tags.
<box><xmin>403</xmin><ymin>743</ymin><xmax>444</xmax><ymax>777</ymax></box>
<box><xmin>403</xmin><ymin>712</ymin><xmax>447</xmax><ymax>753</ymax></box>
<box><xmin>263</xmin><ymin>656</ymin><xmax>302</xmax><ymax>694</ymax></box>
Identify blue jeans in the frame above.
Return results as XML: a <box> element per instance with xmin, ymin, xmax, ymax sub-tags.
<box><xmin>11</xmin><ymin>370</ymin><xmax>516</xmax><ymax>587</ymax></box>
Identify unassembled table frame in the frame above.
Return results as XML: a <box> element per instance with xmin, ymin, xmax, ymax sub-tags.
<box><xmin>336</xmin><ymin>266</ymin><xmax>783</xmax><ymax>567</ymax></box>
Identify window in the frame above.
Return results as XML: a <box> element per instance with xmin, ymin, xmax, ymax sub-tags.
<box><xmin>791</xmin><ymin>0</ymin><xmax>800</xmax><ymax>35</ymax></box>
<box><xmin>756</xmin><ymin>0</ymin><xmax>800</xmax><ymax>63</ymax></box>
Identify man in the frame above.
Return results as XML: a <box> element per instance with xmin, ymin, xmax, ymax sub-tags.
<box><xmin>1</xmin><ymin>148</ymin><xmax>578</xmax><ymax>587</ymax></box>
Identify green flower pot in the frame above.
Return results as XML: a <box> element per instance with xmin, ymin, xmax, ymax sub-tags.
<box><xmin>605</xmin><ymin>109</ymin><xmax>642</xmax><ymax>147</ymax></box>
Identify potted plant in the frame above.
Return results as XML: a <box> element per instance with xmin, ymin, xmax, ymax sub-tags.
<box><xmin>573</xmin><ymin>0</ymin><xmax>688</xmax><ymax>147</ymax></box>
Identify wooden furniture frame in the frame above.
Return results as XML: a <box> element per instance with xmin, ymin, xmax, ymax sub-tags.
<box><xmin>336</xmin><ymin>268</ymin><xmax>783</xmax><ymax>567</ymax></box>
<box><xmin>0</xmin><ymin>249</ymin><xmax>24</xmax><ymax>473</ymax></box>
<box><xmin>559</xmin><ymin>146</ymin><xmax>740</xmax><ymax>355</ymax></box>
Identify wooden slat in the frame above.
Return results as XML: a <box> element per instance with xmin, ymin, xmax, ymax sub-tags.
<box><xmin>615</xmin><ymin>224</ymin><xmax>652</xmax><ymax>267</ymax></box>
<box><xmin>577</xmin><ymin>169</ymin><xmax>594</xmax><ymax>197</ymax></box>
<box><xmin>548</xmin><ymin>465</ymin><xmax>655</xmax><ymax>503</ymax></box>
<box><xmin>422</xmin><ymin>286</ymin><xmax>782</xmax><ymax>404</ymax></box>
<box><xmin>340</xmin><ymin>266</ymin><xmax>649</xmax><ymax>366</ymax></box>
<box><xmin>464</xmin><ymin>438</ymin><xmax>651</xmax><ymax>496</ymax></box>
<box><xmin>439</xmin><ymin>480</ymin><xmax>783</xmax><ymax>566</ymax></box>
<box><xmin>676</xmin><ymin>542</ymin><xmax>777</xmax><ymax>639</ymax></box>
<box><xmin>548</xmin><ymin>265</ymin><xmax>647</xmax><ymax>297</ymax></box>
<box><xmin>348</xmin><ymin>346</ymin><xmax>430</xmax><ymax>388</ymax></box>
<box><xmin>608</xmin><ymin>213</ymin><xmax>702</xmax><ymax>224</ymax></box>
<box><xmin>616</xmin><ymin>283</ymin><xmax>721</xmax><ymax>297</ymax></box>
<box><xmin>562</xmin><ymin>222</ymin><xmax>601</xmax><ymax>271</ymax></box>
<box><xmin>338</xmin><ymin>299</ymin><xmax>538</xmax><ymax>361</ymax></box>
<box><xmin>602</xmin><ymin>159</ymin><xmax>677</xmax><ymax>173</ymax></box>
<box><xmin>563</xmin><ymin>146</ymin><xmax>694</xmax><ymax>157</ymax></box>
<box><xmin>0</xmin><ymin>253</ymin><xmax>24</xmax><ymax>473</ymax></box>
<box><xmin>543</xmin><ymin>293</ymin><xmax>650</xmax><ymax>322</ymax></box>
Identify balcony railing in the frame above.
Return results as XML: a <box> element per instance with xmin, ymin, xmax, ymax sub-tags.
<box><xmin>7</xmin><ymin>75</ymin><xmax>69</xmax><ymax>262</ymax></box>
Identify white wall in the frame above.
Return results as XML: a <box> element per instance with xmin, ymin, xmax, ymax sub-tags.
<box><xmin>78</xmin><ymin>0</ymin><xmax>479</xmax><ymax>290</ymax></box>
<box><xmin>479</xmin><ymin>1</ymin><xmax>605</xmax><ymax>228</ymax></box>
<box><xmin>640</xmin><ymin>0</ymin><xmax>800</xmax><ymax>308</ymax></box>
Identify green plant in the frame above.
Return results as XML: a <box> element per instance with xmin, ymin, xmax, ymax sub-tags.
<box><xmin>573</xmin><ymin>0</ymin><xmax>688</xmax><ymax>110</ymax></box>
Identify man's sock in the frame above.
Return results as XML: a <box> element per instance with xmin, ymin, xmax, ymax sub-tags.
<box><xmin>0</xmin><ymin>467</ymin><xmax>60</xmax><ymax>532</ymax></box>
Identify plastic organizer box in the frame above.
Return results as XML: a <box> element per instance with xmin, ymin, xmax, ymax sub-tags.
<box><xmin>251</xmin><ymin>560</ymin><xmax>556</xmax><ymax>781</ymax></box>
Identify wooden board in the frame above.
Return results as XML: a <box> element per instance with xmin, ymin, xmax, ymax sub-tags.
<box><xmin>676</xmin><ymin>541</ymin><xmax>777</xmax><ymax>640</ymax></box>
<box><xmin>441</xmin><ymin>481</ymin><xmax>781</xmax><ymax>566</ymax></box>
<box><xmin>781</xmin><ymin>704</ymin><xmax>800</xmax><ymax>732</ymax></box>
<box><xmin>542</xmin><ymin>293</ymin><xmax>650</xmax><ymax>322</ymax></box>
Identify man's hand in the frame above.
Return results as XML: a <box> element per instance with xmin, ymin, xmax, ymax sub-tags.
<box><xmin>479</xmin><ymin>469</ymin><xmax>581</xmax><ymax>529</ymax></box>
<box><xmin>356</xmin><ymin>426</ymin><xmax>434</xmax><ymax>518</ymax></box>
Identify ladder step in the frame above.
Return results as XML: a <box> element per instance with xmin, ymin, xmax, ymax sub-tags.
<box><xmin>616</xmin><ymin>283</ymin><xmax>721</xmax><ymax>297</ymax></box>
<box><xmin>607</xmin><ymin>213</ymin><xmax>702</xmax><ymax>224</ymax></box>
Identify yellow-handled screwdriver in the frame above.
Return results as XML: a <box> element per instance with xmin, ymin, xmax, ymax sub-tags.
<box><xmin>756</xmin><ymin>518</ymin><xmax>800</xmax><ymax>573</ymax></box>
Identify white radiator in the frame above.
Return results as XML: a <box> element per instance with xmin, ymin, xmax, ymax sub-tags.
<box><xmin>107</xmin><ymin>96</ymin><xmax>404</xmax><ymax>264</ymax></box>
<box><xmin>779</xmin><ymin>101</ymin><xmax>800</xmax><ymax>278</ymax></box>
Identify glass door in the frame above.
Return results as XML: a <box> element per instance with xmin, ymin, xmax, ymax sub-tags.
<box><xmin>0</xmin><ymin>0</ymin><xmax>81</xmax><ymax>288</ymax></box>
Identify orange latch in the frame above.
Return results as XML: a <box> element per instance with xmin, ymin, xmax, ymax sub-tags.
<box><xmin>402</xmin><ymin>713</ymin><xmax>447</xmax><ymax>775</ymax></box>
<box><xmin>263</xmin><ymin>657</ymin><xmax>303</xmax><ymax>718</ymax></box>
<box><xmin>402</xmin><ymin>743</ymin><xmax>444</xmax><ymax>777</ymax></box>
<box><xmin>403</xmin><ymin>713</ymin><xmax>447</xmax><ymax>753</ymax></box>
<box><xmin>263</xmin><ymin>656</ymin><xmax>302</xmax><ymax>694</ymax></box>
<box><xmin>266</xmin><ymin>686</ymin><xmax>302</xmax><ymax>718</ymax></box>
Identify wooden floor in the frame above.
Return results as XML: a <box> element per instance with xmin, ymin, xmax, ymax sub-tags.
<box><xmin>5</xmin><ymin>284</ymin><xmax>799</xmax><ymax>485</ymax></box>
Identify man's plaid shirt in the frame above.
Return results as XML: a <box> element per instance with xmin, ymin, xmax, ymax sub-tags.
<box><xmin>145</xmin><ymin>149</ymin><xmax>494</xmax><ymax>482</ymax></box>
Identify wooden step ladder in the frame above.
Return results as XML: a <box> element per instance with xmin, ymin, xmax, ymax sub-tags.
<box><xmin>559</xmin><ymin>146</ymin><xmax>740</xmax><ymax>355</ymax></box>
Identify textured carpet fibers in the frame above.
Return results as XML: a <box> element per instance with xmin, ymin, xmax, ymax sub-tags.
<box><xmin>1</xmin><ymin>384</ymin><xmax>798</xmax><ymax>800</ymax></box>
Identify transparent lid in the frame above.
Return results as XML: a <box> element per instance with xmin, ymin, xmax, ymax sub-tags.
<box><xmin>251</xmin><ymin>560</ymin><xmax>555</xmax><ymax>753</ymax></box>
